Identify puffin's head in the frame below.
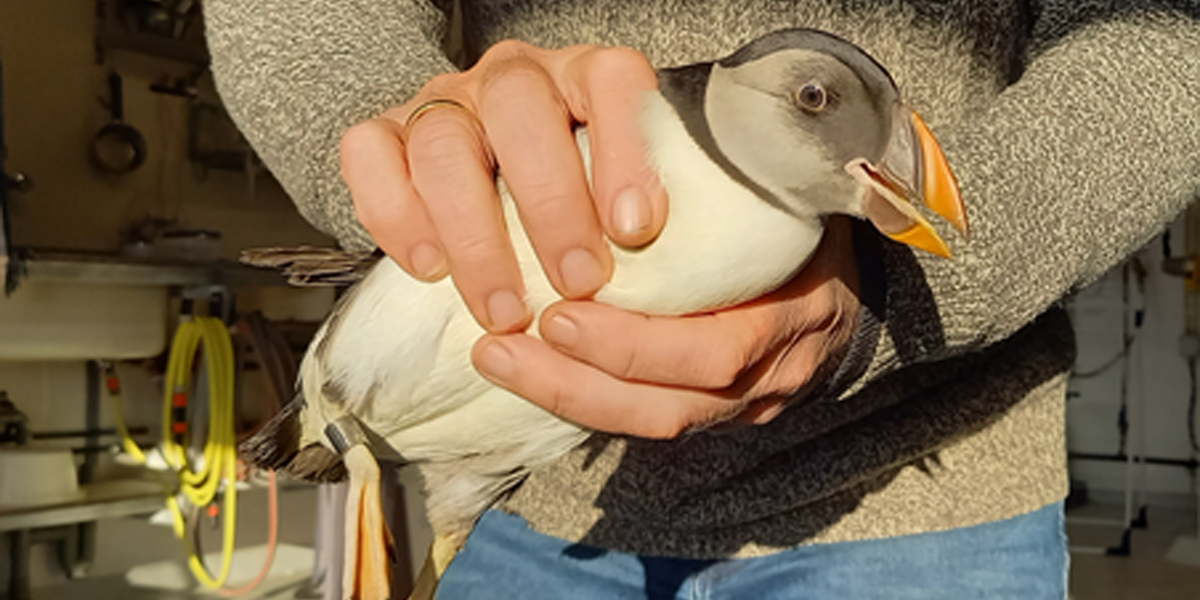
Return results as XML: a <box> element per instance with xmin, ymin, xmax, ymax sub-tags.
<box><xmin>660</xmin><ymin>28</ymin><xmax>967</xmax><ymax>257</ymax></box>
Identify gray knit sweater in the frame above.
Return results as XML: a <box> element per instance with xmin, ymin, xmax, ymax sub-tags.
<box><xmin>205</xmin><ymin>1</ymin><xmax>1200</xmax><ymax>557</ymax></box>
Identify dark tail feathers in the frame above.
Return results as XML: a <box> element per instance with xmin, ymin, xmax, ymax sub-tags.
<box><xmin>240</xmin><ymin>395</ymin><xmax>347</xmax><ymax>483</ymax></box>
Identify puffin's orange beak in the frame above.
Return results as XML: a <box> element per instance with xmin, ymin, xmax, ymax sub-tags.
<box><xmin>850</xmin><ymin>107</ymin><xmax>967</xmax><ymax>258</ymax></box>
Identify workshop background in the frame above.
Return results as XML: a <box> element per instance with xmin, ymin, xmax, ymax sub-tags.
<box><xmin>1</xmin><ymin>1</ymin><xmax>1199</xmax><ymax>599</ymax></box>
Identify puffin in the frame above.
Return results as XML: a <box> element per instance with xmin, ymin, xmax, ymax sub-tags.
<box><xmin>242</xmin><ymin>28</ymin><xmax>968</xmax><ymax>600</ymax></box>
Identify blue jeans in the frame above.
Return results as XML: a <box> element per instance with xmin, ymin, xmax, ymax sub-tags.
<box><xmin>436</xmin><ymin>502</ymin><xmax>1068</xmax><ymax>600</ymax></box>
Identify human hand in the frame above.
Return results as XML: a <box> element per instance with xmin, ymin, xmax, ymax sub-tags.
<box><xmin>470</xmin><ymin>217</ymin><xmax>863</xmax><ymax>439</ymax></box>
<box><xmin>339</xmin><ymin>41</ymin><xmax>667</xmax><ymax>333</ymax></box>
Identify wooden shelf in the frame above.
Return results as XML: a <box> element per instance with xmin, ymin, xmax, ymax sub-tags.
<box><xmin>95</xmin><ymin>32</ymin><xmax>210</xmax><ymax>66</ymax></box>
<box><xmin>0</xmin><ymin>479</ymin><xmax>166</xmax><ymax>532</ymax></box>
<box><xmin>94</xmin><ymin>0</ymin><xmax>209</xmax><ymax>66</ymax></box>
<box><xmin>10</xmin><ymin>249</ymin><xmax>288</xmax><ymax>289</ymax></box>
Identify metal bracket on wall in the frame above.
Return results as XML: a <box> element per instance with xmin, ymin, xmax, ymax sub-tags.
<box><xmin>181</xmin><ymin>283</ymin><xmax>234</xmax><ymax>324</ymax></box>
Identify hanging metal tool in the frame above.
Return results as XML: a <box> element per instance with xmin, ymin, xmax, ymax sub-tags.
<box><xmin>91</xmin><ymin>72</ymin><xmax>148</xmax><ymax>175</ymax></box>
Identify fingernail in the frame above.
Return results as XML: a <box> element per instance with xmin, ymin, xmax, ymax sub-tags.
<box><xmin>612</xmin><ymin>187</ymin><xmax>650</xmax><ymax>239</ymax></box>
<box><xmin>409</xmin><ymin>243</ymin><xmax>447</xmax><ymax>280</ymax></box>
<box><xmin>559</xmin><ymin>248</ymin><xmax>605</xmax><ymax>298</ymax></box>
<box><xmin>542</xmin><ymin>313</ymin><xmax>580</xmax><ymax>350</ymax></box>
<box><xmin>476</xmin><ymin>340</ymin><xmax>516</xmax><ymax>381</ymax></box>
<box><xmin>487</xmin><ymin>290</ymin><xmax>528</xmax><ymax>331</ymax></box>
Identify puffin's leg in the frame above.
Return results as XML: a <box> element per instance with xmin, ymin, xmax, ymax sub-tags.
<box><xmin>341</xmin><ymin>444</ymin><xmax>394</xmax><ymax>600</ymax></box>
<box><xmin>326</xmin><ymin>417</ymin><xmax>394</xmax><ymax>600</ymax></box>
<box><xmin>408</xmin><ymin>533</ymin><xmax>465</xmax><ymax>600</ymax></box>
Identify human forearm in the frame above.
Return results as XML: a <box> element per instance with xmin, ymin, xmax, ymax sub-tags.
<box><xmin>204</xmin><ymin>0</ymin><xmax>457</xmax><ymax>249</ymax></box>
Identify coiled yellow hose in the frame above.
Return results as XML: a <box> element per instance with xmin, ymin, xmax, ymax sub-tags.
<box><xmin>161</xmin><ymin>315</ymin><xmax>239</xmax><ymax>589</ymax></box>
<box><xmin>110</xmin><ymin>315</ymin><xmax>239</xmax><ymax>589</ymax></box>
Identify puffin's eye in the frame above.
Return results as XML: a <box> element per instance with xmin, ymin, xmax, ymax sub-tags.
<box><xmin>794</xmin><ymin>83</ymin><xmax>828</xmax><ymax>112</ymax></box>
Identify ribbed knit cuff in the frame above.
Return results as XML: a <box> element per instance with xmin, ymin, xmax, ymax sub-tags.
<box><xmin>796</xmin><ymin>219</ymin><xmax>887</xmax><ymax>405</ymax></box>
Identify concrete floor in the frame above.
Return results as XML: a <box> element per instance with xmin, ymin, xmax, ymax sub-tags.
<box><xmin>26</xmin><ymin>502</ymin><xmax>1200</xmax><ymax>599</ymax></box>
<box><xmin>34</xmin><ymin>575</ymin><xmax>306</xmax><ymax>600</ymax></box>
<box><xmin>1068</xmin><ymin>503</ymin><xmax>1200</xmax><ymax>600</ymax></box>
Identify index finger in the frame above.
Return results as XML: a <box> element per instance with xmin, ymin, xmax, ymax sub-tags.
<box><xmin>404</xmin><ymin>102</ymin><xmax>533</xmax><ymax>332</ymax></box>
<box><xmin>340</xmin><ymin>117</ymin><xmax>447</xmax><ymax>282</ymax></box>
<box><xmin>557</xmin><ymin>47</ymin><xmax>668</xmax><ymax>248</ymax></box>
<box><xmin>476</xmin><ymin>46</ymin><xmax>613</xmax><ymax>300</ymax></box>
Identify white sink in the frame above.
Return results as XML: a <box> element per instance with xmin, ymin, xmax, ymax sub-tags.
<box><xmin>0</xmin><ymin>448</ymin><xmax>82</xmax><ymax>507</ymax></box>
<box><xmin>0</xmin><ymin>280</ymin><xmax>167</xmax><ymax>360</ymax></box>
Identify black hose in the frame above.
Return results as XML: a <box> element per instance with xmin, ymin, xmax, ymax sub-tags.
<box><xmin>1189</xmin><ymin>360</ymin><xmax>1198</xmax><ymax>453</ymax></box>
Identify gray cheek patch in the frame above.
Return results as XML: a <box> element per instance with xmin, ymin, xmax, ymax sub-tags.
<box><xmin>815</xmin><ymin>99</ymin><xmax>893</xmax><ymax>169</ymax></box>
<box><xmin>706</xmin><ymin>58</ymin><xmax>837</xmax><ymax>206</ymax></box>
<box><xmin>656</xmin><ymin>63</ymin><xmax>795</xmax><ymax>216</ymax></box>
<box><xmin>713</xmin><ymin>47</ymin><xmax>896</xmax><ymax>171</ymax></box>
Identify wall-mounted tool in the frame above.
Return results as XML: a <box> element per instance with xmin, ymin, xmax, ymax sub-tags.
<box><xmin>1163</xmin><ymin>255</ymin><xmax>1200</xmax><ymax>289</ymax></box>
<box><xmin>0</xmin><ymin>391</ymin><xmax>29</xmax><ymax>446</ymax></box>
<box><xmin>90</xmin><ymin>72</ymin><xmax>147</xmax><ymax>175</ymax></box>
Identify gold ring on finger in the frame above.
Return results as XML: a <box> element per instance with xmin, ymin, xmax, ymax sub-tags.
<box><xmin>404</xmin><ymin>99</ymin><xmax>472</xmax><ymax>133</ymax></box>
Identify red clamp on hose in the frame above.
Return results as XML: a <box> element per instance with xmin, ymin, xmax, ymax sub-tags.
<box><xmin>172</xmin><ymin>391</ymin><xmax>189</xmax><ymax>443</ymax></box>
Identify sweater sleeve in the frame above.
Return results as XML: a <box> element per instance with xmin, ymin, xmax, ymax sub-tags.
<box><xmin>836</xmin><ymin>7</ymin><xmax>1200</xmax><ymax>399</ymax></box>
<box><xmin>204</xmin><ymin>0</ymin><xmax>458</xmax><ymax>250</ymax></box>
